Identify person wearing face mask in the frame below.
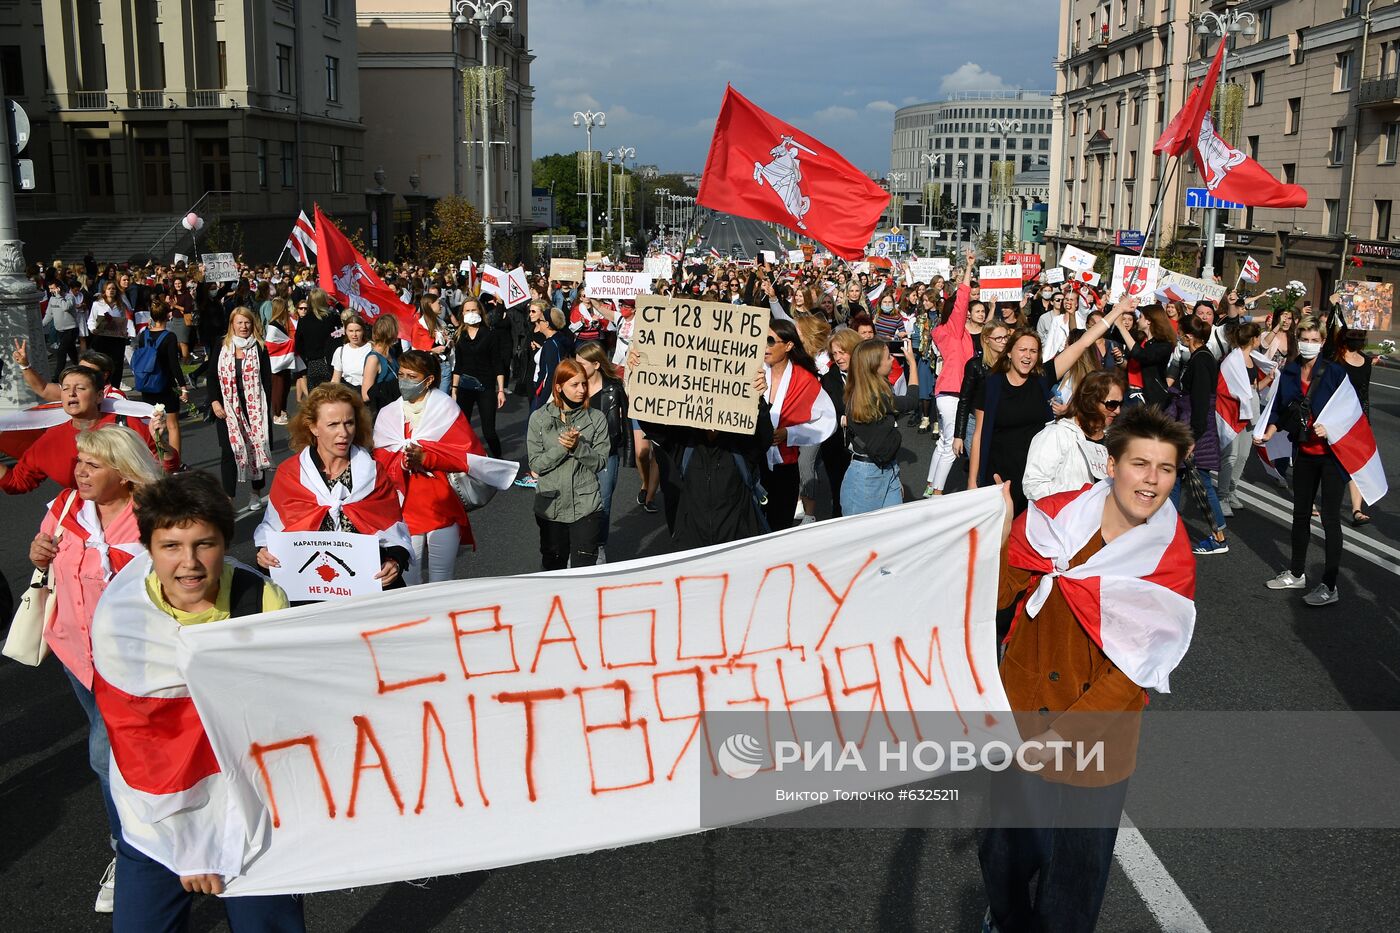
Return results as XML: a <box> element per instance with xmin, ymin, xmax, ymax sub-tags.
<box><xmin>208</xmin><ymin>307</ymin><xmax>272</xmax><ymax>513</ymax></box>
<box><xmin>451</xmin><ymin>298</ymin><xmax>508</xmax><ymax>458</ymax></box>
<box><xmin>372</xmin><ymin>350</ymin><xmax>487</xmax><ymax>584</ymax></box>
<box><xmin>1256</xmin><ymin>319</ymin><xmax>1356</xmax><ymax>607</ymax></box>
<box><xmin>527</xmin><ymin>360</ymin><xmax>610</xmax><ymax>570</ymax></box>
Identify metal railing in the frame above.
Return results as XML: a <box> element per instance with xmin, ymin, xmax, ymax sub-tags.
<box><xmin>70</xmin><ymin>91</ymin><xmax>109</xmax><ymax>110</ymax></box>
<box><xmin>147</xmin><ymin>190</ymin><xmax>235</xmax><ymax>259</ymax></box>
<box><xmin>188</xmin><ymin>89</ymin><xmax>225</xmax><ymax>108</ymax></box>
<box><xmin>1359</xmin><ymin>73</ymin><xmax>1399</xmax><ymax>106</ymax></box>
<box><xmin>132</xmin><ymin>90</ymin><xmax>164</xmax><ymax>109</ymax></box>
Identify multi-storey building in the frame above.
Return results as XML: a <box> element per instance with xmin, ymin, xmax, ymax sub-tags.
<box><xmin>1048</xmin><ymin>0</ymin><xmax>1400</xmax><ymax>302</ymax></box>
<box><xmin>357</xmin><ymin>0</ymin><xmax>534</xmax><ymax>246</ymax></box>
<box><xmin>889</xmin><ymin>91</ymin><xmax>1054</xmax><ymax>246</ymax></box>
<box><xmin>4</xmin><ymin>0</ymin><xmax>367</xmax><ymax>261</ymax></box>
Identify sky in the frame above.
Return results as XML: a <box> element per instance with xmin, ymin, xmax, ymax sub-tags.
<box><xmin>529</xmin><ymin>0</ymin><xmax>1060</xmax><ymax>176</ymax></box>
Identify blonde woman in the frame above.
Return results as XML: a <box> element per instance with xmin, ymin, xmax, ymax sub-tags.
<box><xmin>841</xmin><ymin>337</ymin><xmax>918</xmax><ymax>515</ymax></box>
<box><xmin>211</xmin><ymin>306</ymin><xmax>273</xmax><ymax>512</ymax></box>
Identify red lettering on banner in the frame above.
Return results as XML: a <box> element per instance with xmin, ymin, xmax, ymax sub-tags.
<box><xmin>735</xmin><ymin>563</ymin><xmax>803</xmax><ymax>660</ymax></box>
<box><xmin>450</xmin><ymin>605</ymin><xmax>520</xmax><ymax>679</ymax></box>
<box><xmin>653</xmin><ymin>667</ymin><xmax>714</xmax><ymax>779</ymax></box>
<box><xmin>894</xmin><ymin>629</ymin><xmax>969</xmax><ymax>737</ymax></box>
<box><xmin>494</xmin><ymin>688</ymin><xmax>567</xmax><ymax>802</ymax></box>
<box><xmin>572</xmin><ymin>680</ymin><xmax>655</xmax><ymax>794</ymax></box>
<box><xmin>808</xmin><ymin>551</ymin><xmax>878</xmax><ymax>651</ymax></box>
<box><xmin>597</xmin><ymin>581</ymin><xmax>662</xmax><ymax>669</ymax></box>
<box><xmin>360</xmin><ymin>617</ymin><xmax>447</xmax><ymax>693</ymax></box>
<box><xmin>348</xmin><ymin>714</ymin><xmax>405</xmax><ymax>817</ymax></box>
<box><xmin>248</xmin><ymin>735</ymin><xmax>336</xmax><ymax>828</ymax></box>
<box><xmin>835</xmin><ymin>642</ymin><xmax>901</xmax><ymax>747</ymax></box>
<box><xmin>776</xmin><ymin>656</ymin><xmax>841</xmax><ymax>746</ymax></box>
<box><xmin>530</xmin><ymin>595</ymin><xmax>588</xmax><ymax>673</ymax></box>
<box><xmin>675</xmin><ymin>574</ymin><xmax>729</xmax><ymax>660</ymax></box>
<box><xmin>466</xmin><ymin>694</ymin><xmax>490</xmax><ymax>807</ymax></box>
<box><xmin>415</xmin><ymin>701</ymin><xmax>464</xmax><ymax>814</ymax></box>
<box><xmin>962</xmin><ymin>529</ymin><xmax>985</xmax><ymax>696</ymax></box>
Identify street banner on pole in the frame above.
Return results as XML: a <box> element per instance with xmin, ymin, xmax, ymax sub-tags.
<box><xmin>978</xmin><ymin>265</ymin><xmax>1024</xmax><ymax>303</ymax></box>
<box><xmin>625</xmin><ymin>296</ymin><xmax>768</xmax><ymax>431</ymax></box>
<box><xmin>585</xmin><ymin>271</ymin><xmax>653</xmax><ymax>301</ymax></box>
<box><xmin>1109</xmin><ymin>256</ymin><xmax>1160</xmax><ymax>302</ymax></box>
<box><xmin>179</xmin><ymin>488</ymin><xmax>1011</xmax><ymax>895</ymax></box>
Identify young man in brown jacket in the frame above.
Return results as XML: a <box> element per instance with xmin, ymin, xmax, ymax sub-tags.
<box><xmin>979</xmin><ymin>405</ymin><xmax>1197</xmax><ymax>933</ymax></box>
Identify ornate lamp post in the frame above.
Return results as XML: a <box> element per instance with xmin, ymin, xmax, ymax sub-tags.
<box><xmin>453</xmin><ymin>0</ymin><xmax>515</xmax><ymax>265</ymax></box>
<box><xmin>572</xmin><ymin>109</ymin><xmax>607</xmax><ymax>252</ymax></box>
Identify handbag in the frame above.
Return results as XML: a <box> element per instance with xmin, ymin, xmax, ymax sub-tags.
<box><xmin>3</xmin><ymin>491</ymin><xmax>78</xmax><ymax>666</ymax></box>
<box><xmin>449</xmin><ymin>470</ymin><xmax>500</xmax><ymax>512</ymax></box>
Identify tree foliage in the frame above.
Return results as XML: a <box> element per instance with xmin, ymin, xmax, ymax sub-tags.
<box><xmin>425</xmin><ymin>195</ymin><xmax>486</xmax><ymax>267</ymax></box>
<box><xmin>532</xmin><ymin>153</ymin><xmax>697</xmax><ymax>244</ymax></box>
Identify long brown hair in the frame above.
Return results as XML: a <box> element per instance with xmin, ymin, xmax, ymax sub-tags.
<box><xmin>844</xmin><ymin>340</ymin><xmax>895</xmax><ymax>424</ymax></box>
<box><xmin>992</xmin><ymin>328</ymin><xmax>1045</xmax><ymax>376</ymax></box>
<box><xmin>574</xmin><ymin>340</ymin><xmax>620</xmax><ymax>382</ymax></box>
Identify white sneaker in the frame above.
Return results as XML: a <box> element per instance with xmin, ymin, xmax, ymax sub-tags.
<box><xmin>94</xmin><ymin>857</ymin><xmax>115</xmax><ymax>913</ymax></box>
<box><xmin>596</xmin><ymin>546</ymin><xmax>607</xmax><ymax>565</ymax></box>
<box><xmin>245</xmin><ymin>492</ymin><xmax>264</xmax><ymax>513</ymax></box>
<box><xmin>1220</xmin><ymin>502</ymin><xmax>1234</xmax><ymax>518</ymax></box>
<box><xmin>1265</xmin><ymin>570</ymin><xmax>1307</xmax><ymax>590</ymax></box>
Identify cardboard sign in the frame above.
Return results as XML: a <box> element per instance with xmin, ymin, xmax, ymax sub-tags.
<box><xmin>585</xmin><ymin>271</ymin><xmax>654</xmax><ymax>301</ymax></box>
<box><xmin>1058</xmin><ymin>245</ymin><xmax>1098</xmax><ymax>275</ymax></box>
<box><xmin>1337</xmin><ymin>280</ymin><xmax>1394</xmax><ymax>331</ymax></box>
<box><xmin>180</xmin><ymin>488</ymin><xmax>1012</xmax><ymax>896</ymax></box>
<box><xmin>1156</xmin><ymin>270</ymin><xmax>1225</xmax><ymax>305</ymax></box>
<box><xmin>978</xmin><ymin>265</ymin><xmax>1025</xmax><ymax>303</ymax></box>
<box><xmin>1109</xmin><ymin>256</ymin><xmax>1161</xmax><ymax>302</ymax></box>
<box><xmin>266</xmin><ymin>531</ymin><xmax>383</xmax><ymax>602</ymax></box>
<box><xmin>623</xmin><ymin>256</ymin><xmax>644</xmax><ymax>272</ymax></box>
<box><xmin>201</xmin><ymin>252</ymin><xmax>239</xmax><ymax>284</ymax></box>
<box><xmin>481</xmin><ymin>265</ymin><xmax>530</xmax><ymax>307</ymax></box>
<box><xmin>549</xmin><ymin>258</ymin><xmax>584</xmax><ymax>283</ymax></box>
<box><xmin>1044</xmin><ymin>267</ymin><xmax>1065</xmax><ymax>285</ymax></box>
<box><xmin>643</xmin><ymin>256</ymin><xmax>674</xmax><ymax>281</ymax></box>
<box><xmin>174</xmin><ymin>253</ymin><xmax>189</xmax><ymax>265</ymax></box>
<box><xmin>908</xmin><ymin>258</ymin><xmax>952</xmax><ymax>284</ymax></box>
<box><xmin>1004</xmin><ymin>253</ymin><xmax>1043</xmax><ymax>279</ymax></box>
<box><xmin>760</xmin><ymin>250</ymin><xmax>777</xmax><ymax>266</ymax></box>
<box><xmin>625</xmin><ymin>295</ymin><xmax>769</xmax><ymax>432</ymax></box>
<box><xmin>787</xmin><ymin>249</ymin><xmax>805</xmax><ymax>264</ymax></box>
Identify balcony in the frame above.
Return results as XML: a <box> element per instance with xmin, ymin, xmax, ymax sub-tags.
<box><xmin>68</xmin><ymin>91</ymin><xmax>109</xmax><ymax>110</ymax></box>
<box><xmin>1359</xmin><ymin>73</ymin><xmax>1400</xmax><ymax>108</ymax></box>
<box><xmin>188</xmin><ymin>89</ymin><xmax>225</xmax><ymax>108</ymax></box>
<box><xmin>130</xmin><ymin>90</ymin><xmax>165</xmax><ymax>110</ymax></box>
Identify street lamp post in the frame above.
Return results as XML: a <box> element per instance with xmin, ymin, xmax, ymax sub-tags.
<box><xmin>986</xmin><ymin>119</ymin><xmax>1022</xmax><ymax>262</ymax></box>
<box><xmin>954</xmin><ymin>160</ymin><xmax>966</xmax><ymax>258</ymax></box>
<box><xmin>572</xmin><ymin>109</ymin><xmax>607</xmax><ymax>253</ymax></box>
<box><xmin>1194</xmin><ymin>8</ymin><xmax>1257</xmax><ymax>281</ymax></box>
<box><xmin>609</xmin><ymin>146</ymin><xmax>635</xmax><ymax>252</ymax></box>
<box><xmin>453</xmin><ymin>0</ymin><xmax>514</xmax><ymax>266</ymax></box>
<box><xmin>920</xmin><ymin>153</ymin><xmax>942</xmax><ymax>251</ymax></box>
<box><xmin>885</xmin><ymin>171</ymin><xmax>908</xmax><ymax>252</ymax></box>
<box><xmin>654</xmin><ymin>187</ymin><xmax>669</xmax><ymax>246</ymax></box>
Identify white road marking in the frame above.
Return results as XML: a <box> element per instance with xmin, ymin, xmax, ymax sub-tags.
<box><xmin>1370</xmin><ymin>380</ymin><xmax>1400</xmax><ymax>393</ymax></box>
<box><xmin>1378</xmin><ymin>661</ymin><xmax>1400</xmax><ymax>684</ymax></box>
<box><xmin>1235</xmin><ymin>481</ymin><xmax>1400</xmax><ymax>577</ymax></box>
<box><xmin>1115</xmin><ymin>814</ymin><xmax>1213</xmax><ymax>932</ymax></box>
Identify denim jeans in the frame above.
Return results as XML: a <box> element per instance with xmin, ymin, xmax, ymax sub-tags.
<box><xmin>597</xmin><ymin>452</ymin><xmax>620</xmax><ymax>546</ymax></box>
<box><xmin>1170</xmin><ymin>464</ymin><xmax>1227</xmax><ymax>533</ymax></box>
<box><xmin>978</xmin><ymin>768</ymin><xmax>1128</xmax><ymax>933</ymax></box>
<box><xmin>63</xmin><ymin>666</ymin><xmax>121</xmax><ymax>847</ymax></box>
<box><xmin>114</xmin><ymin>838</ymin><xmax>305</xmax><ymax>933</ymax></box>
<box><xmin>840</xmin><ymin>459</ymin><xmax>903</xmax><ymax>515</ymax></box>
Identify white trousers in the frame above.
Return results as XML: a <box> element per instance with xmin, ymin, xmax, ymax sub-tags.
<box><xmin>925</xmin><ymin>394</ymin><xmax>961</xmax><ymax>491</ymax></box>
<box><xmin>405</xmin><ymin>524</ymin><xmax>461</xmax><ymax>585</ymax></box>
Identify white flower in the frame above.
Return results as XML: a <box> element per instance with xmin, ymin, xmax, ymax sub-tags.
<box><xmin>150</xmin><ymin>404</ymin><xmax>167</xmax><ymax>420</ymax></box>
<box><xmin>1287</xmin><ymin>280</ymin><xmax>1307</xmax><ymax>295</ymax></box>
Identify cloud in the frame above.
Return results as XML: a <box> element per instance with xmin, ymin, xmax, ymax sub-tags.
<box><xmin>810</xmin><ymin>106</ymin><xmax>859</xmax><ymax>122</ymax></box>
<box><xmin>865</xmin><ymin>100</ymin><xmax>898</xmax><ymax>113</ymax></box>
<box><xmin>938</xmin><ymin>62</ymin><xmax>1012</xmax><ymax>94</ymax></box>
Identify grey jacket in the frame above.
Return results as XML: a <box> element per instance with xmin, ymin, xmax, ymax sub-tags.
<box><xmin>527</xmin><ymin>401</ymin><xmax>610</xmax><ymax>523</ymax></box>
<box><xmin>43</xmin><ymin>294</ymin><xmax>79</xmax><ymax>331</ymax></box>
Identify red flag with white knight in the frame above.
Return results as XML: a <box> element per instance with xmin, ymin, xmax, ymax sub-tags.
<box><xmin>1157</xmin><ymin>39</ymin><xmax>1307</xmax><ymax>208</ymax></box>
<box><xmin>313</xmin><ymin>205</ymin><xmax>418</xmax><ymax>332</ymax></box>
<box><xmin>697</xmin><ymin>86</ymin><xmax>890</xmax><ymax>260</ymax></box>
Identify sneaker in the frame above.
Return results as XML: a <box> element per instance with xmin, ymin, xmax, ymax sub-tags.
<box><xmin>981</xmin><ymin>907</ymin><xmax>999</xmax><ymax>933</ymax></box>
<box><xmin>271</xmin><ymin>412</ymin><xmax>289</xmax><ymax>426</ymax></box>
<box><xmin>917</xmin><ymin>416</ymin><xmax>931</xmax><ymax>434</ymax></box>
<box><xmin>923</xmin><ymin>483</ymin><xmax>936</xmax><ymax>499</ymax></box>
<box><xmin>596</xmin><ymin>546</ymin><xmax>607</xmax><ymax>565</ymax></box>
<box><xmin>642</xmin><ymin>499</ymin><xmax>659</xmax><ymax>514</ymax></box>
<box><xmin>1303</xmin><ymin>583</ymin><xmax>1339</xmax><ymax>607</ymax></box>
<box><xmin>1265</xmin><ymin>570</ymin><xmax>1307</xmax><ymax>590</ymax></box>
<box><xmin>245</xmin><ymin>492</ymin><xmax>264</xmax><ymax>513</ymax></box>
<box><xmin>635</xmin><ymin>489</ymin><xmax>647</xmax><ymax>506</ymax></box>
<box><xmin>94</xmin><ymin>857</ymin><xmax>115</xmax><ymax>913</ymax></box>
<box><xmin>1220</xmin><ymin>502</ymin><xmax>1234</xmax><ymax>518</ymax></box>
<box><xmin>513</xmin><ymin>475</ymin><xmax>538</xmax><ymax>489</ymax></box>
<box><xmin>1193</xmin><ymin>536</ymin><xmax>1229</xmax><ymax>555</ymax></box>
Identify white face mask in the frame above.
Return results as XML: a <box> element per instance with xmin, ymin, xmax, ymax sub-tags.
<box><xmin>465</xmin><ymin>311</ymin><xmax>483</xmax><ymax>325</ymax></box>
<box><xmin>1297</xmin><ymin>341</ymin><xmax>1323</xmax><ymax>359</ymax></box>
<box><xmin>232</xmin><ymin>334</ymin><xmax>255</xmax><ymax>350</ymax></box>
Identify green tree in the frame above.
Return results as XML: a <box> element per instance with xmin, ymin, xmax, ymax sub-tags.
<box><xmin>424</xmin><ymin>195</ymin><xmax>486</xmax><ymax>267</ymax></box>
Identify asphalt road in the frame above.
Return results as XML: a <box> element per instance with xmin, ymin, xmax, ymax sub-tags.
<box><xmin>2</xmin><ymin>254</ymin><xmax>1398</xmax><ymax>930</ymax></box>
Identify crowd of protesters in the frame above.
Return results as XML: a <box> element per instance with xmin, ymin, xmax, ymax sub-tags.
<box><xmin>1</xmin><ymin>235</ymin><xmax>1381</xmax><ymax>931</ymax></box>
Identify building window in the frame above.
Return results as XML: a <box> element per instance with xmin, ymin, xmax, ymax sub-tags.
<box><xmin>1130</xmin><ymin>98</ymin><xmax>1140</xmax><ymax>125</ymax></box>
<box><xmin>218</xmin><ymin>41</ymin><xmax>227</xmax><ymax>90</ymax></box>
<box><xmin>1375</xmin><ymin>200</ymin><xmax>1392</xmax><ymax>240</ymax></box>
<box><xmin>1247</xmin><ymin>135</ymin><xmax>1259</xmax><ymax>160</ymax></box>
<box><xmin>1330</xmin><ymin>127</ymin><xmax>1347</xmax><ymax>165</ymax></box>
<box><xmin>324</xmin><ymin>0</ymin><xmax>339</xmax><ymax>17</ymax></box>
<box><xmin>325</xmin><ymin>56</ymin><xmax>339</xmax><ymax>103</ymax></box>
<box><xmin>281</xmin><ymin>141</ymin><xmax>295</xmax><ymax>187</ymax></box>
<box><xmin>277</xmin><ymin>44</ymin><xmax>294</xmax><ymax>94</ymax></box>
<box><xmin>1285</xmin><ymin>98</ymin><xmax>1300</xmax><ymax>134</ymax></box>
<box><xmin>1258</xmin><ymin>7</ymin><xmax>1272</xmax><ymax>41</ymax></box>
<box><xmin>1325</xmin><ymin>198</ymin><xmax>1341</xmax><ymax>236</ymax></box>
<box><xmin>1282</xmin><ymin>162</ymin><xmax>1296</xmax><ymax>185</ymax></box>
<box><xmin>1383</xmin><ymin>123</ymin><xmax>1400</xmax><ymax>164</ymax></box>
<box><xmin>0</xmin><ymin>46</ymin><xmax>23</xmax><ymax>96</ymax></box>
<box><xmin>256</xmin><ymin>140</ymin><xmax>267</xmax><ymax>189</ymax></box>
<box><xmin>1335</xmin><ymin>52</ymin><xmax>1353</xmax><ymax>92</ymax></box>
<box><xmin>1039</xmin><ymin>138</ymin><xmax>1049</xmax><ymax>151</ymax></box>
<box><xmin>331</xmin><ymin>145</ymin><xmax>344</xmax><ymax>193</ymax></box>
<box><xmin>1250</xmin><ymin>71</ymin><xmax>1264</xmax><ymax>106</ymax></box>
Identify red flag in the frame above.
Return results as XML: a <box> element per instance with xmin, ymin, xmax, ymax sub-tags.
<box><xmin>697</xmin><ymin>86</ymin><xmax>889</xmax><ymax>261</ymax></box>
<box><xmin>1154</xmin><ymin>41</ymin><xmax>1225</xmax><ymax>157</ymax></box>
<box><xmin>313</xmin><ymin>205</ymin><xmax>418</xmax><ymax>332</ymax></box>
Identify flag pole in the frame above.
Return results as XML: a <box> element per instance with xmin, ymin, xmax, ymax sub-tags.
<box><xmin>1136</xmin><ymin>155</ymin><xmax>1180</xmax><ymax>258</ymax></box>
<box><xmin>274</xmin><ymin>245</ymin><xmax>288</xmax><ymax>267</ymax></box>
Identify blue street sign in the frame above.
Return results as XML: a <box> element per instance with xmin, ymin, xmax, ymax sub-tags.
<box><xmin>1185</xmin><ymin>187</ymin><xmax>1244</xmax><ymax>210</ymax></box>
<box><xmin>893</xmin><ymin>235</ymin><xmax>907</xmax><ymax>247</ymax></box>
<box><xmin>1115</xmin><ymin>229</ymin><xmax>1146</xmax><ymax>249</ymax></box>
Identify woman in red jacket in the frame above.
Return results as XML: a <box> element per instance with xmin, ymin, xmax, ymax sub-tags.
<box><xmin>372</xmin><ymin>349</ymin><xmax>486</xmax><ymax>584</ymax></box>
<box><xmin>762</xmin><ymin>317</ymin><xmax>836</xmax><ymax>531</ymax></box>
<box><xmin>924</xmin><ymin>250</ymin><xmax>980</xmax><ymax>496</ymax></box>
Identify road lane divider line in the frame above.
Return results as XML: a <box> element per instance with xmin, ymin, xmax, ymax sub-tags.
<box><xmin>1238</xmin><ymin>480</ymin><xmax>1400</xmax><ymax>562</ymax></box>
<box><xmin>1234</xmin><ymin>484</ymin><xmax>1400</xmax><ymax>577</ymax></box>
<box><xmin>1115</xmin><ymin>814</ymin><xmax>1212</xmax><ymax>933</ymax></box>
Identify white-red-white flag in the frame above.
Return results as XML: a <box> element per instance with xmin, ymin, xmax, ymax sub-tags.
<box><xmin>1314</xmin><ymin>377</ymin><xmax>1387</xmax><ymax>505</ymax></box>
<box><xmin>1215</xmin><ymin>348</ymin><xmax>1257</xmax><ymax>446</ymax></box>
<box><xmin>284</xmin><ymin>211</ymin><xmax>316</xmax><ymax>264</ymax></box>
<box><xmin>1240</xmin><ymin>256</ymin><xmax>1261</xmax><ymax>283</ymax></box>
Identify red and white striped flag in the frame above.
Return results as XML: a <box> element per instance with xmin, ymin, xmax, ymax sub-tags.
<box><xmin>1240</xmin><ymin>256</ymin><xmax>1260</xmax><ymax>283</ymax></box>
<box><xmin>708</xmin><ymin>247</ymin><xmax>721</xmax><ymax>260</ymax></box>
<box><xmin>1314</xmin><ymin>377</ymin><xmax>1387</xmax><ymax>505</ymax></box>
<box><xmin>1215</xmin><ymin>348</ymin><xmax>1258</xmax><ymax>446</ymax></box>
<box><xmin>284</xmin><ymin>210</ymin><xmax>316</xmax><ymax>264</ymax></box>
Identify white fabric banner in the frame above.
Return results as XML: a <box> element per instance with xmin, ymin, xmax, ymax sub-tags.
<box><xmin>908</xmin><ymin>258</ymin><xmax>951</xmax><ymax>284</ymax></box>
<box><xmin>585</xmin><ymin>271</ymin><xmax>653</xmax><ymax>301</ymax></box>
<box><xmin>179</xmin><ymin>490</ymin><xmax>1012</xmax><ymax>896</ymax></box>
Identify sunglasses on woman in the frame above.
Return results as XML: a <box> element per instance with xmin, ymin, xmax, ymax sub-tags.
<box><xmin>1103</xmin><ymin>399</ymin><xmax>1123</xmax><ymax>411</ymax></box>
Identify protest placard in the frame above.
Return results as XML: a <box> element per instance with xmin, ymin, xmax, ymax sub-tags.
<box><xmin>481</xmin><ymin>265</ymin><xmax>530</xmax><ymax>307</ymax></box>
<box><xmin>760</xmin><ymin>250</ymin><xmax>777</xmax><ymax>266</ymax></box>
<box><xmin>1157</xmin><ymin>270</ymin><xmax>1225</xmax><ymax>304</ymax></box>
<box><xmin>174</xmin><ymin>253</ymin><xmax>189</xmax><ymax>266</ymax></box>
<box><xmin>1059</xmin><ymin>245</ymin><xmax>1098</xmax><ymax>275</ymax></box>
<box><xmin>1109</xmin><ymin>256</ymin><xmax>1161</xmax><ymax>302</ymax></box>
<box><xmin>625</xmin><ymin>296</ymin><xmax>768</xmax><ymax>431</ymax></box>
<box><xmin>787</xmin><ymin>249</ymin><xmax>805</xmax><ymax>264</ymax></box>
<box><xmin>180</xmin><ymin>488</ymin><xmax>1012</xmax><ymax>896</ymax></box>
<box><xmin>908</xmin><ymin>258</ymin><xmax>952</xmax><ymax>284</ymax></box>
<box><xmin>643</xmin><ymin>256</ymin><xmax>674</xmax><ymax>280</ymax></box>
<box><xmin>201</xmin><ymin>252</ymin><xmax>239</xmax><ymax>284</ymax></box>
<box><xmin>1004</xmin><ymin>252</ymin><xmax>1043</xmax><ymax>279</ymax></box>
<box><xmin>549</xmin><ymin>258</ymin><xmax>584</xmax><ymax>282</ymax></box>
<box><xmin>1044</xmin><ymin>267</ymin><xmax>1065</xmax><ymax>285</ymax></box>
<box><xmin>1337</xmin><ymin>280</ymin><xmax>1394</xmax><ymax>331</ymax></box>
<box><xmin>978</xmin><ymin>265</ymin><xmax>1024</xmax><ymax>303</ymax></box>
<box><xmin>623</xmin><ymin>256</ymin><xmax>644</xmax><ymax>272</ymax></box>
<box><xmin>801</xmin><ymin>243</ymin><xmax>814</xmax><ymax>262</ymax></box>
<box><xmin>585</xmin><ymin>271</ymin><xmax>653</xmax><ymax>301</ymax></box>
<box><xmin>266</xmin><ymin>531</ymin><xmax>383</xmax><ymax>602</ymax></box>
